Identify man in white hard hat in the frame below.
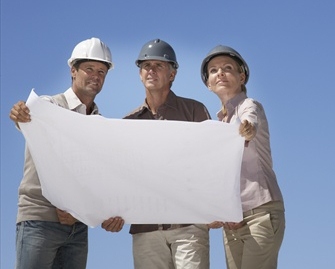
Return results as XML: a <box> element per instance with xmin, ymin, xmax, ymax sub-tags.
<box><xmin>9</xmin><ymin>37</ymin><xmax>124</xmax><ymax>269</ymax></box>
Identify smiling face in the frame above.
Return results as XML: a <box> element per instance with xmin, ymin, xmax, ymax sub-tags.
<box><xmin>206</xmin><ymin>55</ymin><xmax>245</xmax><ymax>101</ymax></box>
<box><xmin>139</xmin><ymin>60</ymin><xmax>176</xmax><ymax>93</ymax></box>
<box><xmin>71</xmin><ymin>60</ymin><xmax>108</xmax><ymax>99</ymax></box>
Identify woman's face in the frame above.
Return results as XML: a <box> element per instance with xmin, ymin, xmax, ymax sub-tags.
<box><xmin>206</xmin><ymin>55</ymin><xmax>245</xmax><ymax>99</ymax></box>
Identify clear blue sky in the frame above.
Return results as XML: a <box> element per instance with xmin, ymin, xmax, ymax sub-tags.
<box><xmin>1</xmin><ymin>0</ymin><xmax>335</xmax><ymax>268</ymax></box>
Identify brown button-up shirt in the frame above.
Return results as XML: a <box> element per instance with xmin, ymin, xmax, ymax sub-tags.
<box><xmin>124</xmin><ymin>90</ymin><xmax>211</xmax><ymax>234</ymax></box>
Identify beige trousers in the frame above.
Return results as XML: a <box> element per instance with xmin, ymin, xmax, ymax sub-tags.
<box><xmin>132</xmin><ymin>224</ymin><xmax>209</xmax><ymax>269</ymax></box>
<box><xmin>223</xmin><ymin>201</ymin><xmax>285</xmax><ymax>269</ymax></box>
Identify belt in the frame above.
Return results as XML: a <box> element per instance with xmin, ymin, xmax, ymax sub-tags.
<box><xmin>243</xmin><ymin>201</ymin><xmax>284</xmax><ymax>218</ymax></box>
<box><xmin>159</xmin><ymin>224</ymin><xmax>192</xmax><ymax>230</ymax></box>
<box><xmin>243</xmin><ymin>207</ymin><xmax>266</xmax><ymax>218</ymax></box>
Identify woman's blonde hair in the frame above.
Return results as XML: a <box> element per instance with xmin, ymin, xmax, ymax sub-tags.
<box><xmin>236</xmin><ymin>61</ymin><xmax>247</xmax><ymax>94</ymax></box>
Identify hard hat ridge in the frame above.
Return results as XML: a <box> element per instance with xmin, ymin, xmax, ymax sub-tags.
<box><xmin>136</xmin><ymin>39</ymin><xmax>179</xmax><ymax>69</ymax></box>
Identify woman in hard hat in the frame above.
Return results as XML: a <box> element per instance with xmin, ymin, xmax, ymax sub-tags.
<box><xmin>201</xmin><ymin>45</ymin><xmax>285</xmax><ymax>269</ymax></box>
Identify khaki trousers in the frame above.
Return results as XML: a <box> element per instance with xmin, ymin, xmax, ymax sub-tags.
<box><xmin>132</xmin><ymin>224</ymin><xmax>209</xmax><ymax>269</ymax></box>
<box><xmin>223</xmin><ymin>201</ymin><xmax>285</xmax><ymax>269</ymax></box>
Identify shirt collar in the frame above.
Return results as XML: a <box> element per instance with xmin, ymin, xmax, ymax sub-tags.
<box><xmin>136</xmin><ymin>90</ymin><xmax>178</xmax><ymax>115</ymax></box>
<box><xmin>64</xmin><ymin>88</ymin><xmax>99</xmax><ymax>115</ymax></box>
<box><xmin>217</xmin><ymin>92</ymin><xmax>247</xmax><ymax>121</ymax></box>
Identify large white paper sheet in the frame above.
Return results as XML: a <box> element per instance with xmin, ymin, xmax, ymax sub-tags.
<box><xmin>19</xmin><ymin>90</ymin><xmax>245</xmax><ymax>227</ymax></box>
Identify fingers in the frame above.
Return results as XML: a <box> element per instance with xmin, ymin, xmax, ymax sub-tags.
<box><xmin>224</xmin><ymin>222</ymin><xmax>245</xmax><ymax>230</ymax></box>
<box><xmin>224</xmin><ymin>222</ymin><xmax>235</xmax><ymax>230</ymax></box>
<box><xmin>207</xmin><ymin>221</ymin><xmax>224</xmax><ymax>229</ymax></box>
<box><xmin>208</xmin><ymin>221</ymin><xmax>243</xmax><ymax>230</ymax></box>
<box><xmin>101</xmin><ymin>217</ymin><xmax>125</xmax><ymax>232</ymax></box>
<box><xmin>56</xmin><ymin>209</ymin><xmax>77</xmax><ymax>226</ymax></box>
<box><xmin>239</xmin><ymin>120</ymin><xmax>256</xmax><ymax>141</ymax></box>
<box><xmin>9</xmin><ymin>101</ymin><xmax>31</xmax><ymax>123</ymax></box>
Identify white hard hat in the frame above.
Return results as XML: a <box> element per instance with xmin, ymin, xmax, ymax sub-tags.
<box><xmin>68</xmin><ymin>37</ymin><xmax>113</xmax><ymax>70</ymax></box>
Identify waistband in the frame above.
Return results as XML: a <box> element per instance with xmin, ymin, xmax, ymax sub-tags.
<box><xmin>243</xmin><ymin>200</ymin><xmax>285</xmax><ymax>218</ymax></box>
<box><xmin>159</xmin><ymin>224</ymin><xmax>192</xmax><ymax>230</ymax></box>
<box><xmin>129</xmin><ymin>224</ymin><xmax>192</xmax><ymax>234</ymax></box>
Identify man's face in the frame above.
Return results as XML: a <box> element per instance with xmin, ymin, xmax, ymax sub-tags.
<box><xmin>139</xmin><ymin>60</ymin><xmax>176</xmax><ymax>92</ymax></box>
<box><xmin>71</xmin><ymin>61</ymin><xmax>108</xmax><ymax>98</ymax></box>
